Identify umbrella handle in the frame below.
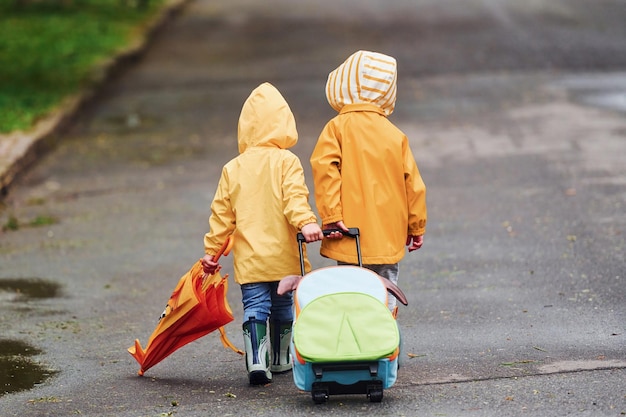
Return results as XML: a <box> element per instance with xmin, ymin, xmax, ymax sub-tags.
<box><xmin>213</xmin><ymin>235</ymin><xmax>234</xmax><ymax>263</ymax></box>
<box><xmin>202</xmin><ymin>236</ymin><xmax>234</xmax><ymax>280</ymax></box>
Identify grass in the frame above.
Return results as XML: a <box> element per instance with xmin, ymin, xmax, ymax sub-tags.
<box><xmin>0</xmin><ymin>0</ymin><xmax>167</xmax><ymax>133</ymax></box>
<box><xmin>2</xmin><ymin>213</ymin><xmax>58</xmax><ymax>231</ymax></box>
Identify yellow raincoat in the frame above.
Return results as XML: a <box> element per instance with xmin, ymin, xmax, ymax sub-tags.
<box><xmin>204</xmin><ymin>83</ymin><xmax>317</xmax><ymax>284</ymax></box>
<box><xmin>310</xmin><ymin>51</ymin><xmax>427</xmax><ymax>264</ymax></box>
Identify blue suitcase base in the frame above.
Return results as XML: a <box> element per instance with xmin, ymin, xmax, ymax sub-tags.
<box><xmin>293</xmin><ymin>357</ymin><xmax>398</xmax><ymax>403</ymax></box>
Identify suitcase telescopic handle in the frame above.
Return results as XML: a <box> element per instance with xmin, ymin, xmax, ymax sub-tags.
<box><xmin>296</xmin><ymin>227</ymin><xmax>362</xmax><ymax>275</ymax></box>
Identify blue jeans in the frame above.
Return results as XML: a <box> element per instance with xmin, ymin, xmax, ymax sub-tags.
<box><xmin>240</xmin><ymin>282</ymin><xmax>294</xmax><ymax>323</ymax></box>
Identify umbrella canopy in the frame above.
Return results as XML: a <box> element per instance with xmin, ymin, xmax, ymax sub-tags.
<box><xmin>128</xmin><ymin>238</ymin><xmax>242</xmax><ymax>376</ymax></box>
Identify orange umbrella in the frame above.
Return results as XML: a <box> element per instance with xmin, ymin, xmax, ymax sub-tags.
<box><xmin>128</xmin><ymin>237</ymin><xmax>243</xmax><ymax>376</ymax></box>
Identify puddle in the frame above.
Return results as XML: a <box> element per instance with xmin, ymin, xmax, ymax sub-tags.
<box><xmin>0</xmin><ymin>339</ymin><xmax>57</xmax><ymax>396</ymax></box>
<box><xmin>0</xmin><ymin>278</ymin><xmax>62</xmax><ymax>301</ymax></box>
<box><xmin>552</xmin><ymin>73</ymin><xmax>626</xmax><ymax>113</ymax></box>
<box><xmin>0</xmin><ymin>279</ymin><xmax>61</xmax><ymax>394</ymax></box>
<box><xmin>580</xmin><ymin>91</ymin><xmax>626</xmax><ymax>113</ymax></box>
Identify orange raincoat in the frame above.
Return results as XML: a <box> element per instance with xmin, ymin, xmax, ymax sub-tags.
<box><xmin>310</xmin><ymin>51</ymin><xmax>427</xmax><ymax>265</ymax></box>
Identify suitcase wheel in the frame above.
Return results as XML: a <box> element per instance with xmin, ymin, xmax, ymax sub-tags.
<box><xmin>368</xmin><ymin>387</ymin><xmax>383</xmax><ymax>403</ymax></box>
<box><xmin>312</xmin><ymin>389</ymin><xmax>329</xmax><ymax>404</ymax></box>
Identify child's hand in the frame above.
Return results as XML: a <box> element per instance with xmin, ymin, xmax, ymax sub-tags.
<box><xmin>301</xmin><ymin>222</ymin><xmax>324</xmax><ymax>242</ymax></box>
<box><xmin>201</xmin><ymin>254</ymin><xmax>221</xmax><ymax>275</ymax></box>
<box><xmin>406</xmin><ymin>235</ymin><xmax>424</xmax><ymax>252</ymax></box>
<box><xmin>324</xmin><ymin>221</ymin><xmax>349</xmax><ymax>239</ymax></box>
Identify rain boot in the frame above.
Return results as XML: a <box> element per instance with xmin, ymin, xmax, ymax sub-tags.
<box><xmin>270</xmin><ymin>320</ymin><xmax>292</xmax><ymax>373</ymax></box>
<box><xmin>242</xmin><ymin>318</ymin><xmax>272</xmax><ymax>385</ymax></box>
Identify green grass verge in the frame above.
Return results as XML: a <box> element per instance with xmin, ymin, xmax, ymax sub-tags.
<box><xmin>0</xmin><ymin>0</ymin><xmax>167</xmax><ymax>134</ymax></box>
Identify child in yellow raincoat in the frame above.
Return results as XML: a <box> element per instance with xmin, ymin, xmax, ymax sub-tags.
<box><xmin>310</xmin><ymin>51</ymin><xmax>427</xmax><ymax>312</ymax></box>
<box><xmin>202</xmin><ymin>82</ymin><xmax>323</xmax><ymax>385</ymax></box>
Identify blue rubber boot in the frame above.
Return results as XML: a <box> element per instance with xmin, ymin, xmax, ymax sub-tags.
<box><xmin>243</xmin><ymin>318</ymin><xmax>272</xmax><ymax>385</ymax></box>
<box><xmin>270</xmin><ymin>320</ymin><xmax>292</xmax><ymax>373</ymax></box>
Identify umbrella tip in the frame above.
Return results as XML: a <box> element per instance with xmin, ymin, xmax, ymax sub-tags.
<box><xmin>138</xmin><ymin>370</ymin><xmax>144</xmax><ymax>376</ymax></box>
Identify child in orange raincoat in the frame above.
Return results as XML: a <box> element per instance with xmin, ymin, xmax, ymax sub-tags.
<box><xmin>202</xmin><ymin>82</ymin><xmax>323</xmax><ymax>386</ymax></box>
<box><xmin>310</xmin><ymin>51</ymin><xmax>427</xmax><ymax>312</ymax></box>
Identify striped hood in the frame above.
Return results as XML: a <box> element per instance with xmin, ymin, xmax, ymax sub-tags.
<box><xmin>325</xmin><ymin>50</ymin><xmax>397</xmax><ymax>116</ymax></box>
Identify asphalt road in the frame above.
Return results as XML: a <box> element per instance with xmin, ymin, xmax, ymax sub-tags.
<box><xmin>1</xmin><ymin>0</ymin><xmax>625</xmax><ymax>416</ymax></box>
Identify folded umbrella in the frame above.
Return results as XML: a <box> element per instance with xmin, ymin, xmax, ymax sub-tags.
<box><xmin>128</xmin><ymin>237</ymin><xmax>243</xmax><ymax>376</ymax></box>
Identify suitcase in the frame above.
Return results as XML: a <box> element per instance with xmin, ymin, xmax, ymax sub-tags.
<box><xmin>291</xmin><ymin>228</ymin><xmax>407</xmax><ymax>403</ymax></box>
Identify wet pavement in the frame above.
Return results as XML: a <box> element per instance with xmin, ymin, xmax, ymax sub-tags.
<box><xmin>0</xmin><ymin>0</ymin><xmax>625</xmax><ymax>416</ymax></box>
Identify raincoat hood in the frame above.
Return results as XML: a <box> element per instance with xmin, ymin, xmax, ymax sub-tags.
<box><xmin>237</xmin><ymin>82</ymin><xmax>298</xmax><ymax>153</ymax></box>
<box><xmin>325</xmin><ymin>50</ymin><xmax>397</xmax><ymax>116</ymax></box>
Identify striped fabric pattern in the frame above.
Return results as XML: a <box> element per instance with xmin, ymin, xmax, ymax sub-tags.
<box><xmin>325</xmin><ymin>50</ymin><xmax>397</xmax><ymax>116</ymax></box>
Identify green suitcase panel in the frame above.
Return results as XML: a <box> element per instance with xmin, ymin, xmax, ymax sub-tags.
<box><xmin>293</xmin><ymin>292</ymin><xmax>399</xmax><ymax>363</ymax></box>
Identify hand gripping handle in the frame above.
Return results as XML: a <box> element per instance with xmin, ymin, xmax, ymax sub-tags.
<box><xmin>296</xmin><ymin>227</ymin><xmax>362</xmax><ymax>275</ymax></box>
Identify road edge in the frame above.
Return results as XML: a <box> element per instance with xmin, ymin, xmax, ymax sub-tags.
<box><xmin>0</xmin><ymin>0</ymin><xmax>192</xmax><ymax>198</ymax></box>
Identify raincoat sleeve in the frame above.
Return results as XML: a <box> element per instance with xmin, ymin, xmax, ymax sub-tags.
<box><xmin>403</xmin><ymin>136</ymin><xmax>427</xmax><ymax>236</ymax></box>
<box><xmin>282</xmin><ymin>153</ymin><xmax>318</xmax><ymax>229</ymax></box>
<box><xmin>310</xmin><ymin>122</ymin><xmax>344</xmax><ymax>225</ymax></box>
<box><xmin>204</xmin><ymin>168</ymin><xmax>235</xmax><ymax>255</ymax></box>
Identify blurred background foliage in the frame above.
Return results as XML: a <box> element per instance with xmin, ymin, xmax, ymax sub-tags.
<box><xmin>0</xmin><ymin>0</ymin><xmax>166</xmax><ymax>133</ymax></box>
